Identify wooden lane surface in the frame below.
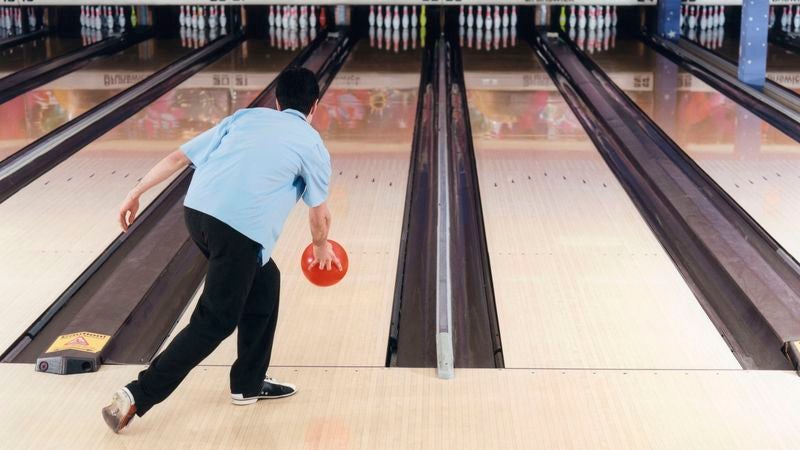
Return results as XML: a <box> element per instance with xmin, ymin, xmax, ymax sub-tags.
<box><xmin>463</xmin><ymin>46</ymin><xmax>740</xmax><ymax>370</ymax></box>
<box><xmin>1</xmin><ymin>363</ymin><xmax>800</xmax><ymax>449</ymax></box>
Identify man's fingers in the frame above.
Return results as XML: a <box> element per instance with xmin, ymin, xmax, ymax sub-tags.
<box><xmin>119</xmin><ymin>211</ymin><xmax>128</xmax><ymax>232</ymax></box>
<box><xmin>334</xmin><ymin>258</ymin><xmax>343</xmax><ymax>271</ymax></box>
<box><xmin>325</xmin><ymin>260</ymin><xmax>332</xmax><ymax>271</ymax></box>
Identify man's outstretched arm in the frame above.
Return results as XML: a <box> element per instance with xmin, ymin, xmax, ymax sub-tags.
<box><xmin>118</xmin><ymin>150</ymin><xmax>190</xmax><ymax>232</ymax></box>
<box><xmin>308</xmin><ymin>202</ymin><xmax>342</xmax><ymax>271</ymax></box>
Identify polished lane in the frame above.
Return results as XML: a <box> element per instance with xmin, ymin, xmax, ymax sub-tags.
<box><xmin>591</xmin><ymin>38</ymin><xmax>800</xmax><ymax>262</ymax></box>
<box><xmin>0</xmin><ymin>39</ymin><xmax>300</xmax><ymax>352</ymax></box>
<box><xmin>0</xmin><ymin>35</ymin><xmax>83</xmax><ymax>78</ymax></box>
<box><xmin>160</xmin><ymin>40</ymin><xmax>424</xmax><ymax>367</ymax></box>
<box><xmin>0</xmin><ymin>38</ymin><xmax>190</xmax><ymax>161</ymax></box>
<box><xmin>463</xmin><ymin>42</ymin><xmax>739</xmax><ymax>369</ymax></box>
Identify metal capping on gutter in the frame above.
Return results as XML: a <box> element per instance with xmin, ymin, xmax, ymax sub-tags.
<box><xmin>643</xmin><ymin>33</ymin><xmax>800</xmax><ymax>142</ymax></box>
<box><xmin>435</xmin><ymin>34</ymin><xmax>454</xmax><ymax>379</ymax></box>
<box><xmin>535</xmin><ymin>30</ymin><xmax>800</xmax><ymax>372</ymax></box>
<box><xmin>0</xmin><ymin>28</ymin><xmax>152</xmax><ymax>105</ymax></box>
<box><xmin>0</xmin><ymin>30</ymin><xmax>243</xmax><ymax>204</ymax></box>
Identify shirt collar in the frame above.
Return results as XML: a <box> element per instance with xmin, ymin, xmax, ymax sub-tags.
<box><xmin>282</xmin><ymin>108</ymin><xmax>307</xmax><ymax>121</ymax></box>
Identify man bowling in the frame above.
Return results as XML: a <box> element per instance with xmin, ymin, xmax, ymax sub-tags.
<box><xmin>103</xmin><ymin>67</ymin><xmax>342</xmax><ymax>433</ymax></box>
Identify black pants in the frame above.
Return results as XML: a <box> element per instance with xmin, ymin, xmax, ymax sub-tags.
<box><xmin>126</xmin><ymin>207</ymin><xmax>281</xmax><ymax>416</ymax></box>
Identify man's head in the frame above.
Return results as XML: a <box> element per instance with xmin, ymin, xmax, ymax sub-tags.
<box><xmin>276</xmin><ymin>67</ymin><xmax>320</xmax><ymax>120</ymax></box>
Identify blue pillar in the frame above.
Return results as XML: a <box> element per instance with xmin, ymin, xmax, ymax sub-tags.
<box><xmin>656</xmin><ymin>0</ymin><xmax>681</xmax><ymax>41</ymax></box>
<box><xmin>738</xmin><ymin>0</ymin><xmax>769</xmax><ymax>87</ymax></box>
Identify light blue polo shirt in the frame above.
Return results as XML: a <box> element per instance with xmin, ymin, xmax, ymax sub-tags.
<box><xmin>181</xmin><ymin>108</ymin><xmax>331</xmax><ymax>265</ymax></box>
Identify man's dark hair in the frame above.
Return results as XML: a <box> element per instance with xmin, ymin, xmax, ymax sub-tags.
<box><xmin>276</xmin><ymin>67</ymin><xmax>319</xmax><ymax>115</ymax></box>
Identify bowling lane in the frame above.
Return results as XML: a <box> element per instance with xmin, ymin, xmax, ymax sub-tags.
<box><xmin>688</xmin><ymin>30</ymin><xmax>800</xmax><ymax>94</ymax></box>
<box><xmin>160</xmin><ymin>40</ymin><xmax>423</xmax><ymax>367</ymax></box>
<box><xmin>0</xmin><ymin>38</ymin><xmax>190</xmax><ymax>161</ymax></box>
<box><xmin>0</xmin><ymin>35</ymin><xmax>83</xmax><ymax>78</ymax></box>
<box><xmin>591</xmin><ymin>38</ymin><xmax>800</xmax><ymax>261</ymax></box>
<box><xmin>463</xmin><ymin>43</ymin><xmax>739</xmax><ymax>369</ymax></box>
<box><xmin>0</xmin><ymin>39</ymin><xmax>299</xmax><ymax>352</ymax></box>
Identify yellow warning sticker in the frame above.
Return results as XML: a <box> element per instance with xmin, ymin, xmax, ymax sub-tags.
<box><xmin>45</xmin><ymin>332</ymin><xmax>111</xmax><ymax>354</ymax></box>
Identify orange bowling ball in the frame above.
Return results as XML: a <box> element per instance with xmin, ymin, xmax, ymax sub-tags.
<box><xmin>300</xmin><ymin>240</ymin><xmax>349</xmax><ymax>287</ymax></box>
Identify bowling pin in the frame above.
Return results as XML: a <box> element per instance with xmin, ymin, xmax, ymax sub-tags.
<box><xmin>605</xmin><ymin>5</ymin><xmax>612</xmax><ymax>29</ymax></box>
<box><xmin>494</xmin><ymin>5</ymin><xmax>500</xmax><ymax>30</ymax></box>
<box><xmin>503</xmin><ymin>6</ymin><xmax>510</xmax><ymax>28</ymax></box>
<box><xmin>559</xmin><ymin>6</ymin><xmax>566</xmax><ymax>30</ymax></box>
<box><xmin>612</xmin><ymin>6</ymin><xmax>618</xmax><ymax>27</ymax></box>
<box><xmin>511</xmin><ymin>6</ymin><xmax>518</xmax><ymax>27</ymax></box>
<box><xmin>688</xmin><ymin>6</ymin><xmax>697</xmax><ymax>30</ymax></box>
<box><xmin>392</xmin><ymin>6</ymin><xmax>400</xmax><ymax>30</ymax></box>
<box><xmin>369</xmin><ymin>5</ymin><xmax>375</xmax><ymax>27</ymax></box>
<box><xmin>310</xmin><ymin>6</ymin><xmax>318</xmax><ymax>28</ymax></box>
<box><xmin>699</xmin><ymin>6</ymin><xmax>707</xmax><ymax>30</ymax></box>
<box><xmin>376</xmin><ymin>5</ymin><xmax>384</xmax><ymax>28</ymax></box>
<box><xmin>106</xmin><ymin>6</ymin><xmax>113</xmax><ymax>29</ymax></box>
<box><xmin>209</xmin><ymin>6</ymin><xmax>218</xmax><ymax>29</ymax></box>
<box><xmin>794</xmin><ymin>5</ymin><xmax>800</xmax><ymax>30</ymax></box>
<box><xmin>467</xmin><ymin>6</ymin><xmax>474</xmax><ymax>28</ymax></box>
<box><xmin>80</xmin><ymin>6</ymin><xmax>86</xmax><ymax>27</ymax></box>
<box><xmin>411</xmin><ymin>6</ymin><xmax>418</xmax><ymax>28</ymax></box>
<box><xmin>588</xmin><ymin>6</ymin><xmax>596</xmax><ymax>31</ymax></box>
<box><xmin>118</xmin><ymin>6</ymin><xmax>125</xmax><ymax>29</ymax></box>
<box><xmin>419</xmin><ymin>6</ymin><xmax>426</xmax><ymax>28</ymax></box>
<box><xmin>198</xmin><ymin>7</ymin><xmax>206</xmax><ymax>30</ymax></box>
<box><xmin>320</xmin><ymin>7</ymin><xmax>327</xmax><ymax>28</ymax></box>
<box><xmin>578</xmin><ymin>6</ymin><xmax>586</xmax><ymax>29</ymax></box>
<box><xmin>459</xmin><ymin>5</ymin><xmax>465</xmax><ymax>27</ymax></box>
<box><xmin>476</xmin><ymin>5</ymin><xmax>483</xmax><ymax>29</ymax></box>
<box><xmin>719</xmin><ymin>6</ymin><xmax>725</xmax><ymax>27</ymax></box>
<box><xmin>769</xmin><ymin>6</ymin><xmax>775</xmax><ymax>29</ymax></box>
<box><xmin>782</xmin><ymin>6</ymin><xmax>790</xmax><ymax>29</ymax></box>
<box><xmin>179</xmin><ymin>5</ymin><xmax>186</xmax><ymax>28</ymax></box>
<box><xmin>220</xmin><ymin>6</ymin><xmax>227</xmax><ymax>29</ymax></box>
<box><xmin>269</xmin><ymin>5</ymin><xmax>275</xmax><ymax>27</ymax></box>
<box><xmin>300</xmin><ymin>6</ymin><xmax>308</xmax><ymax>29</ymax></box>
<box><xmin>486</xmin><ymin>6</ymin><xmax>493</xmax><ymax>30</ymax></box>
<box><xmin>402</xmin><ymin>6</ymin><xmax>409</xmax><ymax>29</ymax></box>
<box><xmin>569</xmin><ymin>6</ymin><xmax>576</xmax><ymax>29</ymax></box>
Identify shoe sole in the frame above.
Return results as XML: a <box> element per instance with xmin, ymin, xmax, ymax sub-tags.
<box><xmin>231</xmin><ymin>389</ymin><xmax>297</xmax><ymax>406</ymax></box>
<box><xmin>102</xmin><ymin>392</ymin><xmax>135</xmax><ymax>433</ymax></box>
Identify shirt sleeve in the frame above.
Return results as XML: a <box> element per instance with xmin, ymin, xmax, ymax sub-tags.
<box><xmin>300</xmin><ymin>141</ymin><xmax>331</xmax><ymax>208</ymax></box>
<box><xmin>180</xmin><ymin>115</ymin><xmax>234</xmax><ymax>167</ymax></box>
